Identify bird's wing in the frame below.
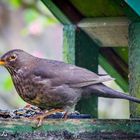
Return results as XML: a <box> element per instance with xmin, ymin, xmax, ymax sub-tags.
<box><xmin>69</xmin><ymin>76</ymin><xmax>114</xmax><ymax>88</ymax></box>
<box><xmin>33</xmin><ymin>60</ymin><xmax>113</xmax><ymax>88</ymax></box>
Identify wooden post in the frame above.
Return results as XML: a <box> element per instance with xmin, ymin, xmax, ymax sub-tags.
<box><xmin>129</xmin><ymin>22</ymin><xmax>140</xmax><ymax>117</ymax></box>
<box><xmin>63</xmin><ymin>25</ymin><xmax>99</xmax><ymax>117</ymax></box>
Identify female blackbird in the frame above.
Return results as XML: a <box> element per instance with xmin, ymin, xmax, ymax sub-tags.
<box><xmin>0</xmin><ymin>49</ymin><xmax>140</xmax><ymax>126</ymax></box>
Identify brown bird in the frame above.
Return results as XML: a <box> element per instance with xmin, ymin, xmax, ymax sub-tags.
<box><xmin>0</xmin><ymin>49</ymin><xmax>139</xmax><ymax>126</ymax></box>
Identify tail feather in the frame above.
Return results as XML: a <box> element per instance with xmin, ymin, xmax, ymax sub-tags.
<box><xmin>87</xmin><ymin>84</ymin><xmax>140</xmax><ymax>103</ymax></box>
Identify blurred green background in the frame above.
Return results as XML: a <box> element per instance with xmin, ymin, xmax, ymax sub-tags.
<box><xmin>0</xmin><ymin>0</ymin><xmax>63</xmax><ymax>108</ymax></box>
<box><xmin>0</xmin><ymin>0</ymin><xmax>129</xmax><ymax>119</ymax></box>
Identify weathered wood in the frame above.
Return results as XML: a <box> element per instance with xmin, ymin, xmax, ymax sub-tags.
<box><xmin>129</xmin><ymin>22</ymin><xmax>140</xmax><ymax>117</ymax></box>
<box><xmin>63</xmin><ymin>25</ymin><xmax>76</xmax><ymax>64</ymax></box>
<box><xmin>0</xmin><ymin>119</ymin><xmax>140</xmax><ymax>139</ymax></box>
<box><xmin>78</xmin><ymin>17</ymin><xmax>129</xmax><ymax>47</ymax></box>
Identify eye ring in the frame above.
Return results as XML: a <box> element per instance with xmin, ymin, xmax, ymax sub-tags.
<box><xmin>9</xmin><ymin>55</ymin><xmax>17</xmax><ymax>61</ymax></box>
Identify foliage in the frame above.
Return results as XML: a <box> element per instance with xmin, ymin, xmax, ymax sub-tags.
<box><xmin>0</xmin><ymin>0</ymin><xmax>59</xmax><ymax>108</ymax></box>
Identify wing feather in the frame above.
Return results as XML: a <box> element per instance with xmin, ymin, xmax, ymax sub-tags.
<box><xmin>33</xmin><ymin>60</ymin><xmax>113</xmax><ymax>88</ymax></box>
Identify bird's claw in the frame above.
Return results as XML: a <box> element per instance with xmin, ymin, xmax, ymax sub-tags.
<box><xmin>33</xmin><ymin>109</ymin><xmax>64</xmax><ymax>127</ymax></box>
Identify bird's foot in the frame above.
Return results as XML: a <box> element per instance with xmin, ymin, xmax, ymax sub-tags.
<box><xmin>62</xmin><ymin>111</ymin><xmax>68</xmax><ymax>120</ymax></box>
<box><xmin>71</xmin><ymin>111</ymin><xmax>80</xmax><ymax>115</ymax></box>
<box><xmin>34</xmin><ymin>109</ymin><xmax>64</xmax><ymax>127</ymax></box>
<box><xmin>24</xmin><ymin>104</ymin><xmax>32</xmax><ymax>109</ymax></box>
<box><xmin>62</xmin><ymin>111</ymin><xmax>80</xmax><ymax>119</ymax></box>
<box><xmin>23</xmin><ymin>104</ymin><xmax>40</xmax><ymax>111</ymax></box>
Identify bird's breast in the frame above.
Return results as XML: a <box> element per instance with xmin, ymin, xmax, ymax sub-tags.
<box><xmin>12</xmin><ymin>75</ymin><xmax>31</xmax><ymax>99</ymax></box>
<box><xmin>11</xmin><ymin>72</ymin><xmax>51</xmax><ymax>107</ymax></box>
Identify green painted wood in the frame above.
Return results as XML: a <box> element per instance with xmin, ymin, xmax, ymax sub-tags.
<box><xmin>113</xmin><ymin>47</ymin><xmax>128</xmax><ymax>64</ymax></box>
<box><xmin>0</xmin><ymin>119</ymin><xmax>140</xmax><ymax>139</ymax></box>
<box><xmin>63</xmin><ymin>25</ymin><xmax>99</xmax><ymax>117</ymax></box>
<box><xmin>70</xmin><ymin>0</ymin><xmax>124</xmax><ymax>17</ymax></box>
<box><xmin>129</xmin><ymin>22</ymin><xmax>140</xmax><ymax>117</ymax></box>
<box><xmin>41</xmin><ymin>0</ymin><xmax>71</xmax><ymax>24</ymax></box>
<box><xmin>99</xmin><ymin>55</ymin><xmax>128</xmax><ymax>92</ymax></box>
<box><xmin>75</xmin><ymin>29</ymin><xmax>99</xmax><ymax>117</ymax></box>
<box><xmin>124</xmin><ymin>0</ymin><xmax>140</xmax><ymax>16</ymax></box>
<box><xmin>63</xmin><ymin>25</ymin><xmax>76</xmax><ymax>64</ymax></box>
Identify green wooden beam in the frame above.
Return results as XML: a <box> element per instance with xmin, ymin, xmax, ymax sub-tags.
<box><xmin>0</xmin><ymin>119</ymin><xmax>140</xmax><ymax>139</ymax></box>
<box><xmin>41</xmin><ymin>0</ymin><xmax>71</xmax><ymax>24</ymax></box>
<box><xmin>113</xmin><ymin>47</ymin><xmax>128</xmax><ymax>64</ymax></box>
<box><xmin>99</xmin><ymin>55</ymin><xmax>128</xmax><ymax>92</ymax></box>
<box><xmin>63</xmin><ymin>25</ymin><xmax>76</xmax><ymax>64</ymax></box>
<box><xmin>129</xmin><ymin>22</ymin><xmax>140</xmax><ymax>117</ymax></box>
<box><xmin>64</xmin><ymin>25</ymin><xmax>99</xmax><ymax>117</ymax></box>
<box><xmin>78</xmin><ymin>17</ymin><xmax>129</xmax><ymax>47</ymax></box>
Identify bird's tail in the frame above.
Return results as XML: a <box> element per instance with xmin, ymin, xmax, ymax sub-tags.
<box><xmin>87</xmin><ymin>84</ymin><xmax>140</xmax><ymax>103</ymax></box>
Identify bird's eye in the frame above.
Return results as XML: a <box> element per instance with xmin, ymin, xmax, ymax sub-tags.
<box><xmin>9</xmin><ymin>55</ymin><xmax>17</xmax><ymax>61</ymax></box>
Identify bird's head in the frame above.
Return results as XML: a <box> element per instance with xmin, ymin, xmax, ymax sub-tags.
<box><xmin>0</xmin><ymin>49</ymin><xmax>35</xmax><ymax>73</ymax></box>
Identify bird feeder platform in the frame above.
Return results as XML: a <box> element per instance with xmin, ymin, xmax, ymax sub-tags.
<box><xmin>0</xmin><ymin>118</ymin><xmax>140</xmax><ymax>139</ymax></box>
<box><xmin>0</xmin><ymin>108</ymin><xmax>140</xmax><ymax>139</ymax></box>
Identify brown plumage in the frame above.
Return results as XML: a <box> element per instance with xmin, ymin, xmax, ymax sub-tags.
<box><xmin>0</xmin><ymin>49</ymin><xmax>140</xmax><ymax>126</ymax></box>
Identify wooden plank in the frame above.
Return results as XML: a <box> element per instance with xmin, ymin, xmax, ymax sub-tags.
<box><xmin>129</xmin><ymin>22</ymin><xmax>140</xmax><ymax>117</ymax></box>
<box><xmin>78</xmin><ymin>17</ymin><xmax>129</xmax><ymax>47</ymax></box>
<box><xmin>63</xmin><ymin>25</ymin><xmax>76</xmax><ymax>63</ymax></box>
<box><xmin>0</xmin><ymin>119</ymin><xmax>140</xmax><ymax>139</ymax></box>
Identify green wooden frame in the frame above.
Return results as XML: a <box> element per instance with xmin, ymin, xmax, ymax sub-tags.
<box><xmin>0</xmin><ymin>119</ymin><xmax>140</xmax><ymax>139</ymax></box>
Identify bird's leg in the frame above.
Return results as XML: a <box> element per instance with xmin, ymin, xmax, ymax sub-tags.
<box><xmin>24</xmin><ymin>104</ymin><xmax>31</xmax><ymax>109</ymax></box>
<box><xmin>35</xmin><ymin>109</ymin><xmax>64</xmax><ymax>127</ymax></box>
<box><xmin>62</xmin><ymin>110</ymin><xmax>80</xmax><ymax>119</ymax></box>
<box><xmin>62</xmin><ymin>111</ymin><xmax>68</xmax><ymax>120</ymax></box>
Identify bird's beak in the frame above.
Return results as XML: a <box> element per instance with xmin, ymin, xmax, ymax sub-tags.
<box><xmin>0</xmin><ymin>60</ymin><xmax>5</xmax><ymax>65</ymax></box>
